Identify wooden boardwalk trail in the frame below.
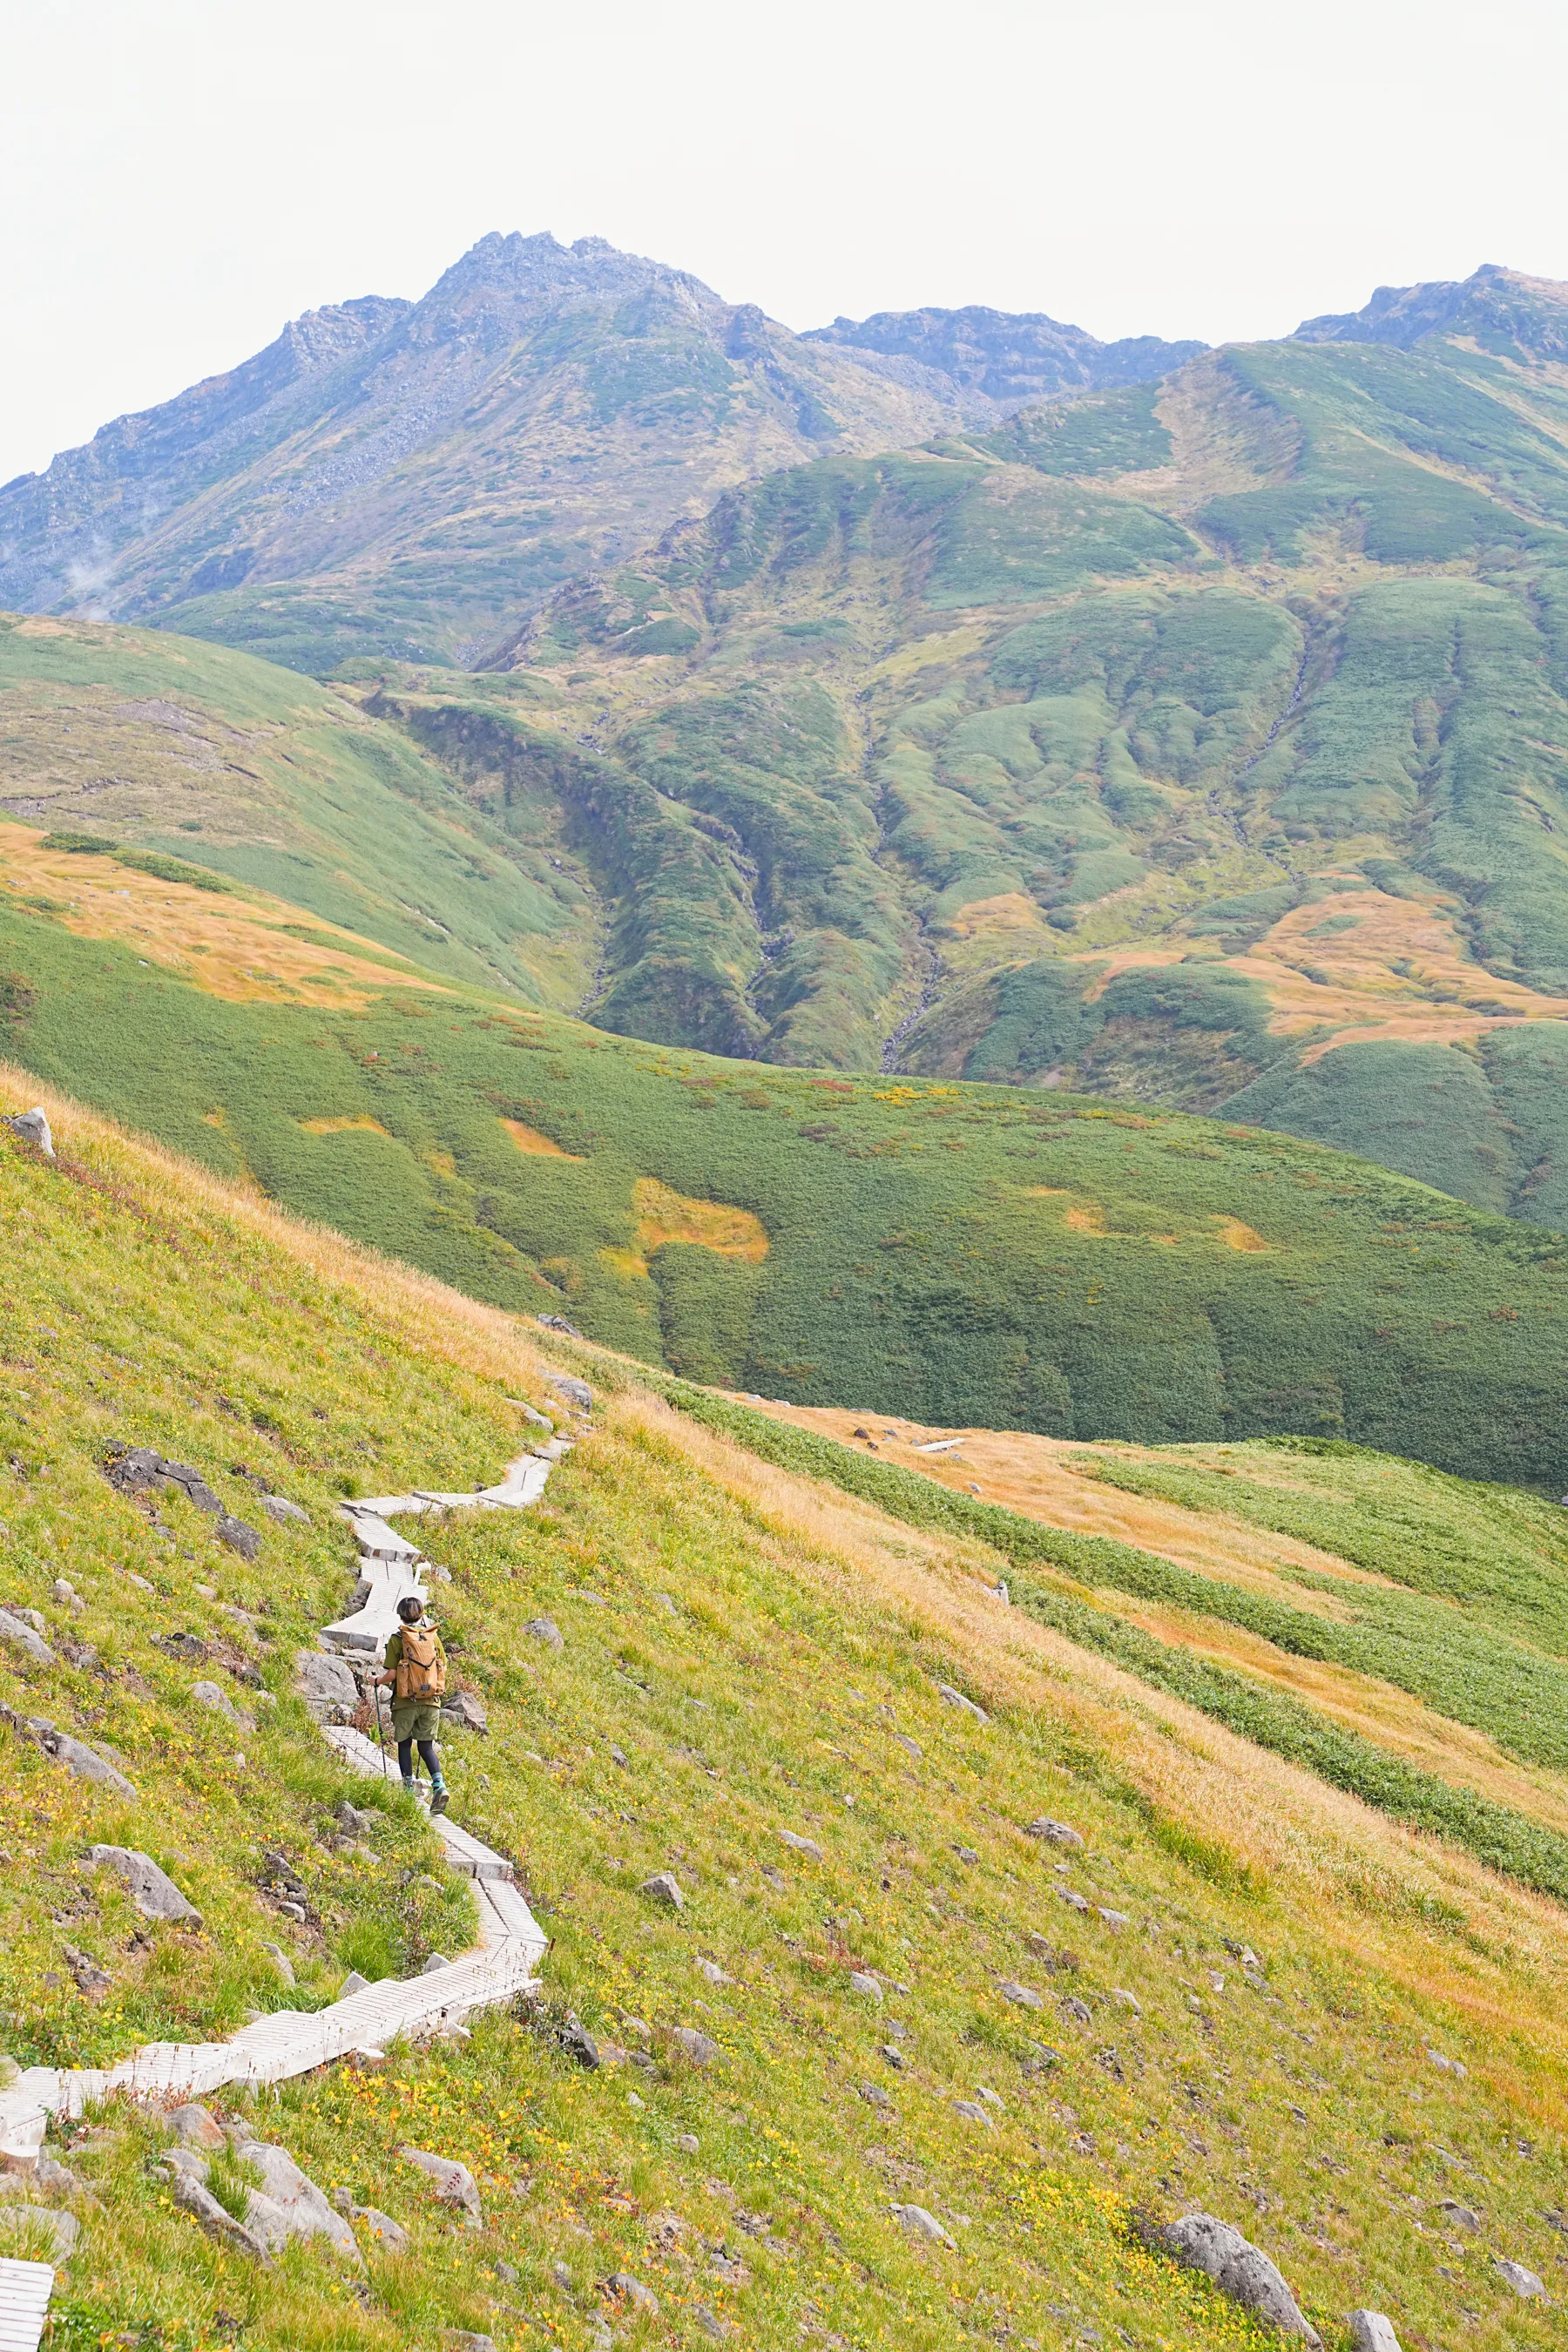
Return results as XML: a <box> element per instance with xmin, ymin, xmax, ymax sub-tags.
<box><xmin>0</xmin><ymin>1451</ymin><xmax>557</xmax><ymax>2344</ymax></box>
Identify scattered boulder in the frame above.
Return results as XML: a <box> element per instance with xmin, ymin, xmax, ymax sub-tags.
<box><xmin>537</xmin><ymin>1315</ymin><xmax>585</xmax><ymax>1342</ymax></box>
<box><xmin>1158</xmin><ymin>2214</ymin><xmax>1321</xmax><ymax>2347</ymax></box>
<box><xmin>260</xmin><ymin>1941</ymin><xmax>295</xmax><ymax>1986</ymax></box>
<box><xmin>260</xmin><ymin>1494</ymin><xmax>310</xmax><ymax>1525</ymax></box>
<box><xmin>695</xmin><ymin>1957</ymin><xmax>733</xmax><ymax>1986</ymax></box>
<box><xmin>848</xmin><ymin>1971</ymin><xmax>883</xmax><ymax>2003</ymax></box>
<box><xmin>936</xmin><ymin>1683</ymin><xmax>988</xmax><ymax>1723</ymax></box>
<box><xmin>191</xmin><ymin>1679</ymin><xmax>252</xmax><ymax>1728</ymax></box>
<box><xmin>1098</xmin><ymin>1907</ymin><xmax>1132</xmax><ymax>1931</ymax></box>
<box><xmin>235</xmin><ymin>2140</ymin><xmax>361</xmax><ymax>2261</ymax></box>
<box><xmin>338</xmin><ymin>1970</ymin><xmax>371</xmax><ymax>1997</ymax></box>
<box><xmin>555</xmin><ymin>2017</ymin><xmax>601</xmax><ymax>2069</ymax></box>
<box><xmin>168</xmin><ymin>2167</ymin><xmax>272</xmax><ymax>2264</ymax></box>
<box><xmin>779</xmin><ymin>1829</ymin><xmax>822</xmax><ymax>1862</ymax></box>
<box><xmin>600</xmin><ymin>2272</ymin><xmax>658</xmax><ymax>2315</ymax></box>
<box><xmin>170</xmin><ymin>2105</ymin><xmax>226</xmax><ymax>2150</ymax></box>
<box><xmin>86</xmin><ymin>1846</ymin><xmax>199</xmax><ymax>1923</ymax></box>
<box><xmin>218</xmin><ymin>1513</ymin><xmax>262</xmax><ymax>1560</ymax></box>
<box><xmin>294</xmin><ymin>1649</ymin><xmax>360</xmax><ymax>1720</ymax></box>
<box><xmin>442</xmin><ymin>1689</ymin><xmax>488</xmax><ymax>1734</ymax></box>
<box><xmin>891</xmin><ymin>1733</ymin><xmax>922</xmax><ymax>1760</ymax></box>
<box><xmin>440</xmin><ymin>2335</ymin><xmax>496</xmax><ymax>2352</ymax></box>
<box><xmin>0</xmin><ymin>2200</ymin><xmax>79</xmax><ymax>2261</ymax></box>
<box><xmin>1026</xmin><ymin>1818</ymin><xmax>1084</xmax><ymax>1850</ymax></box>
<box><xmin>524</xmin><ymin>1617</ymin><xmax>564</xmax><ymax>1652</ymax></box>
<box><xmin>1112</xmin><ymin>1989</ymin><xmax>1142</xmax><ymax>2014</ymax></box>
<box><xmin>3</xmin><ymin>1107</ymin><xmax>54</xmax><ymax>1159</ymax></box>
<box><xmin>344</xmin><ymin>2203</ymin><xmax>405</xmax><ymax>2248</ymax></box>
<box><xmin>639</xmin><ymin>1871</ymin><xmax>684</xmax><ymax>1910</ymax></box>
<box><xmin>669</xmin><ymin>2026</ymin><xmax>719</xmax><ymax>2065</ymax></box>
<box><xmin>421</xmin><ymin>1955</ymin><xmax>450</xmax><ymax>1976</ymax></box>
<box><xmin>999</xmin><ymin>1979</ymin><xmax>1044</xmax><ymax>2011</ymax></box>
<box><xmin>951</xmin><ymin>2100</ymin><xmax>993</xmax><ymax>2127</ymax></box>
<box><xmin>400</xmin><ymin>2145</ymin><xmax>483</xmax><ymax>2227</ymax></box>
<box><xmin>1348</xmin><ymin>2315</ymin><xmax>1402</xmax><ymax>2352</ymax></box>
<box><xmin>693</xmin><ymin>2305</ymin><xmax>733</xmax><ymax>2340</ymax></box>
<box><xmin>0</xmin><ymin>1610</ymin><xmax>54</xmax><ymax>1666</ymax></box>
<box><xmin>1437</xmin><ymin>2198</ymin><xmax>1480</xmax><ymax>2232</ymax></box>
<box><xmin>891</xmin><ymin>2203</ymin><xmax>955</xmax><ymax>2247</ymax></box>
<box><xmin>33</xmin><ymin>1725</ymin><xmax>136</xmax><ymax>1798</ymax></box>
<box><xmin>335</xmin><ymin>1801</ymin><xmax>376</xmax><ymax>1837</ymax></box>
<box><xmin>1495</xmin><ymin>2258</ymin><xmax>1545</xmax><ymax>2298</ymax></box>
<box><xmin>1424</xmin><ymin>2045</ymin><xmax>1467</xmax><ymax>2078</ymax></box>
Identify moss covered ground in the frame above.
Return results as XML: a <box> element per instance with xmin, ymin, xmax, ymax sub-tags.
<box><xmin>3</xmin><ymin>1077</ymin><xmax>1568</xmax><ymax>2352</ymax></box>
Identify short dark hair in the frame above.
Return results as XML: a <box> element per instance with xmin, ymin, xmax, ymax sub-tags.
<box><xmin>396</xmin><ymin>1595</ymin><xmax>424</xmax><ymax>1623</ymax></box>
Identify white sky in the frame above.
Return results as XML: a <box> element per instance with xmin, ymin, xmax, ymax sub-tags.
<box><xmin>4</xmin><ymin>0</ymin><xmax>1567</xmax><ymax>483</ymax></box>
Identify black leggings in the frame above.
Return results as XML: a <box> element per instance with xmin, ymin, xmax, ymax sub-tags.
<box><xmin>397</xmin><ymin>1737</ymin><xmax>441</xmax><ymax>1782</ymax></box>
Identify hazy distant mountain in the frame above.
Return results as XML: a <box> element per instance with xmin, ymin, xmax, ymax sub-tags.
<box><xmin>0</xmin><ymin>236</ymin><xmax>1203</xmax><ymax>676</ymax></box>
<box><xmin>0</xmin><ymin>234</ymin><xmax>982</xmax><ymax>672</ymax></box>
<box><xmin>802</xmin><ymin>304</ymin><xmax>1206</xmax><ymax>409</ymax></box>
<box><xmin>1293</xmin><ymin>260</ymin><xmax>1568</xmax><ymax>359</ymax></box>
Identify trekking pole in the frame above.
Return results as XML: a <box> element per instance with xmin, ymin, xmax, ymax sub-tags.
<box><xmin>370</xmin><ymin>1669</ymin><xmax>393</xmax><ymax>1786</ymax></box>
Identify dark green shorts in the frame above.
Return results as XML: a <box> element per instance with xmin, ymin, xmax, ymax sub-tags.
<box><xmin>391</xmin><ymin>1701</ymin><xmax>442</xmax><ymax>1743</ymax></box>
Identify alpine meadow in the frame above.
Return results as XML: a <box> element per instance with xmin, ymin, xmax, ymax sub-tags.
<box><xmin>3</xmin><ymin>232</ymin><xmax>1568</xmax><ymax>2352</ymax></box>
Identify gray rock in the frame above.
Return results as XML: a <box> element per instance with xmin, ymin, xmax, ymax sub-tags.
<box><xmin>891</xmin><ymin>2203</ymin><xmax>955</xmax><ymax>2247</ymax></box>
<box><xmin>3</xmin><ymin>1107</ymin><xmax>54</xmax><ymax>1159</ymax></box>
<box><xmin>695</xmin><ymin>1957</ymin><xmax>732</xmax><ymax>1986</ymax></box>
<box><xmin>524</xmin><ymin>1616</ymin><xmax>564</xmax><ymax>1651</ymax></box>
<box><xmin>31</xmin><ymin>2159</ymin><xmax>80</xmax><ymax>2196</ymax></box>
<box><xmin>191</xmin><ymin>1679</ymin><xmax>251</xmax><ymax>1727</ymax></box>
<box><xmin>999</xmin><ymin>1978</ymin><xmax>1044</xmax><ymax>2010</ymax></box>
<box><xmin>1112</xmin><ymin>1988</ymin><xmax>1142</xmax><ymax>2013</ymax></box>
<box><xmin>159</xmin><ymin>2146</ymin><xmax>212</xmax><ymax>2181</ymax></box>
<box><xmin>218</xmin><ymin>1513</ymin><xmax>262</xmax><ymax>1560</ymax></box>
<box><xmin>294</xmin><ymin>1648</ymin><xmax>360</xmax><ymax>1717</ymax></box>
<box><xmin>556</xmin><ymin>2017</ymin><xmax>601</xmax><ymax>2068</ymax></box>
<box><xmin>1437</xmin><ymin>2198</ymin><xmax>1480</xmax><ymax>2232</ymax></box>
<box><xmin>49</xmin><ymin>1732</ymin><xmax>136</xmax><ymax>1797</ymax></box>
<box><xmin>169</xmin><ymin>2167</ymin><xmax>272</xmax><ymax>2264</ymax></box>
<box><xmin>349</xmin><ymin>2206</ymin><xmax>406</xmax><ymax>2248</ymax></box>
<box><xmin>693</xmin><ymin>2308</ymin><xmax>734</xmax><ymax>2341</ymax></box>
<box><xmin>260</xmin><ymin>1494</ymin><xmax>310</xmax><ymax>1524</ymax></box>
<box><xmin>442</xmin><ymin>1689</ymin><xmax>489</xmax><ymax>1733</ymax></box>
<box><xmin>1495</xmin><ymin>2258</ymin><xmax>1545</xmax><ymax>2298</ymax></box>
<box><xmin>335</xmin><ymin>1801</ymin><xmax>376</xmax><ymax>1836</ymax></box>
<box><xmin>0</xmin><ymin>1609</ymin><xmax>54</xmax><ymax>1665</ymax></box>
<box><xmin>891</xmin><ymin>1733</ymin><xmax>922</xmax><ymax>1759</ymax></box>
<box><xmin>1057</xmin><ymin>1886</ymin><xmax>1092</xmax><ymax>1913</ymax></box>
<box><xmin>421</xmin><ymin>1954</ymin><xmax>450</xmax><ymax>1975</ymax></box>
<box><xmin>639</xmin><ymin>1870</ymin><xmax>684</xmax><ymax>1909</ymax></box>
<box><xmin>1347</xmin><ymin>2315</ymin><xmax>1402</xmax><ymax>2352</ymax></box>
<box><xmin>0</xmin><ymin>2201</ymin><xmax>79</xmax><ymax>2261</ymax></box>
<box><xmin>848</xmin><ymin>1971</ymin><xmax>883</xmax><ymax>2002</ymax></box>
<box><xmin>1060</xmin><ymin>1996</ymin><xmax>1093</xmax><ymax>2026</ymax></box>
<box><xmin>670</xmin><ymin>2025</ymin><xmax>719</xmax><ymax>2065</ymax></box>
<box><xmin>546</xmin><ymin>1373</ymin><xmax>593</xmax><ymax>1410</ymax></box>
<box><xmin>1026</xmin><ymin>1818</ymin><xmax>1085</xmax><ymax>1849</ymax></box>
<box><xmin>439</xmin><ymin>2335</ymin><xmax>496</xmax><ymax>2352</ymax></box>
<box><xmin>1424</xmin><ymin>2044</ymin><xmax>1467</xmax><ymax>2078</ymax></box>
<box><xmin>170</xmin><ymin>2104</ymin><xmax>226</xmax><ymax>2149</ymax></box>
<box><xmin>779</xmin><ymin>1829</ymin><xmax>822</xmax><ymax>1862</ymax></box>
<box><xmin>400</xmin><ymin>2144</ymin><xmax>483</xmax><ymax>2227</ymax></box>
<box><xmin>337</xmin><ymin>1970</ymin><xmax>371</xmax><ymax>1997</ymax></box>
<box><xmin>860</xmin><ymin>2082</ymin><xmax>892</xmax><ymax>2109</ymax></box>
<box><xmin>950</xmin><ymin>2100</ymin><xmax>993</xmax><ymax>2127</ymax></box>
<box><xmin>1098</xmin><ymin>1907</ymin><xmax>1132</xmax><ymax>1931</ymax></box>
<box><xmin>936</xmin><ymin>1682</ymin><xmax>988</xmax><ymax>1723</ymax></box>
<box><xmin>236</xmin><ymin>2140</ymin><xmax>362</xmax><ymax>2261</ymax></box>
<box><xmin>260</xmin><ymin>1941</ymin><xmax>295</xmax><ymax>1986</ymax></box>
<box><xmin>1159</xmin><ymin>2214</ymin><xmax>1322</xmax><ymax>2347</ymax></box>
<box><xmin>86</xmin><ymin>1845</ymin><xmax>199</xmax><ymax>1922</ymax></box>
<box><xmin>600</xmin><ymin>2271</ymin><xmax>658</xmax><ymax>2314</ymax></box>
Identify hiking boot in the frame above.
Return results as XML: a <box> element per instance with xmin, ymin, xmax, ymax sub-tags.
<box><xmin>429</xmin><ymin>1785</ymin><xmax>449</xmax><ymax>1816</ymax></box>
<box><xmin>401</xmin><ymin>1776</ymin><xmax>417</xmax><ymax>1797</ymax></box>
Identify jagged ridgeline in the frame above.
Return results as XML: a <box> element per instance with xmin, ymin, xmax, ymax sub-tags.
<box><xmin>0</xmin><ymin>817</ymin><xmax>1565</xmax><ymax>1486</ymax></box>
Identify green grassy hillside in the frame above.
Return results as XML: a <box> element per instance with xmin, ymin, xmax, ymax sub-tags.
<box><xmin>3</xmin><ymin>1081</ymin><xmax>1566</xmax><ymax>2351</ymax></box>
<box><xmin>0</xmin><ymin>615</ymin><xmax>597</xmax><ymax>1006</ymax></box>
<box><xmin>2</xmin><ymin>837</ymin><xmax>1567</xmax><ymax>1489</ymax></box>
<box><xmin>367</xmin><ymin>323</ymin><xmax>1568</xmax><ymax>1218</ymax></box>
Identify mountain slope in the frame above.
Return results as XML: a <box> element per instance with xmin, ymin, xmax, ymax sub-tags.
<box><xmin>2</xmin><ymin>827</ymin><xmax>1567</xmax><ymax>1486</ymax></box>
<box><xmin>436</xmin><ymin>317</ymin><xmax>1568</xmax><ymax>1216</ymax></box>
<box><xmin>803</xmin><ymin>302</ymin><xmax>1206</xmax><ymax>406</ymax></box>
<box><xmin>0</xmin><ymin>236</ymin><xmax>984</xmax><ymax>673</ymax></box>
<box><xmin>1</xmin><ymin>1078</ymin><xmax>1565</xmax><ymax>2349</ymax></box>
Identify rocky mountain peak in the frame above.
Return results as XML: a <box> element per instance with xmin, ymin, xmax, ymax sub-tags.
<box><xmin>1291</xmin><ymin>261</ymin><xmax>1568</xmax><ymax>359</ymax></box>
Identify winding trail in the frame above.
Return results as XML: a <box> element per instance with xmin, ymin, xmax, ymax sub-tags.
<box><xmin>0</xmin><ymin>1456</ymin><xmax>553</xmax><ymax>2186</ymax></box>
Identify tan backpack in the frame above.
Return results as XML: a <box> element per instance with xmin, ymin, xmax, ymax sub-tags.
<box><xmin>394</xmin><ymin>1624</ymin><xmax>446</xmax><ymax>1701</ymax></box>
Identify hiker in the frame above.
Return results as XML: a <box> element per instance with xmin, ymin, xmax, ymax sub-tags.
<box><xmin>378</xmin><ymin>1593</ymin><xmax>449</xmax><ymax>1814</ymax></box>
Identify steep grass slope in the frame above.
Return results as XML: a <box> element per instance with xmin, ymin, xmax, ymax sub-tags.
<box><xmin>3</xmin><ymin>841</ymin><xmax>1567</xmax><ymax>1484</ymax></box>
<box><xmin>407</xmin><ymin>311</ymin><xmax>1568</xmax><ymax>1215</ymax></box>
<box><xmin>2</xmin><ymin>1075</ymin><xmax>1566</xmax><ymax>2352</ymax></box>
<box><xmin>0</xmin><ymin>616</ymin><xmax>596</xmax><ymax>1005</ymax></box>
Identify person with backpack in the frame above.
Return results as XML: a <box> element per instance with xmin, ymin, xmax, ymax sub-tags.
<box><xmin>378</xmin><ymin>1593</ymin><xmax>449</xmax><ymax>1814</ymax></box>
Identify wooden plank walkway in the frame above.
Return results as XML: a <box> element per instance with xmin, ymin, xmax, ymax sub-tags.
<box><xmin>0</xmin><ymin>1449</ymin><xmax>557</xmax><ymax>2345</ymax></box>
